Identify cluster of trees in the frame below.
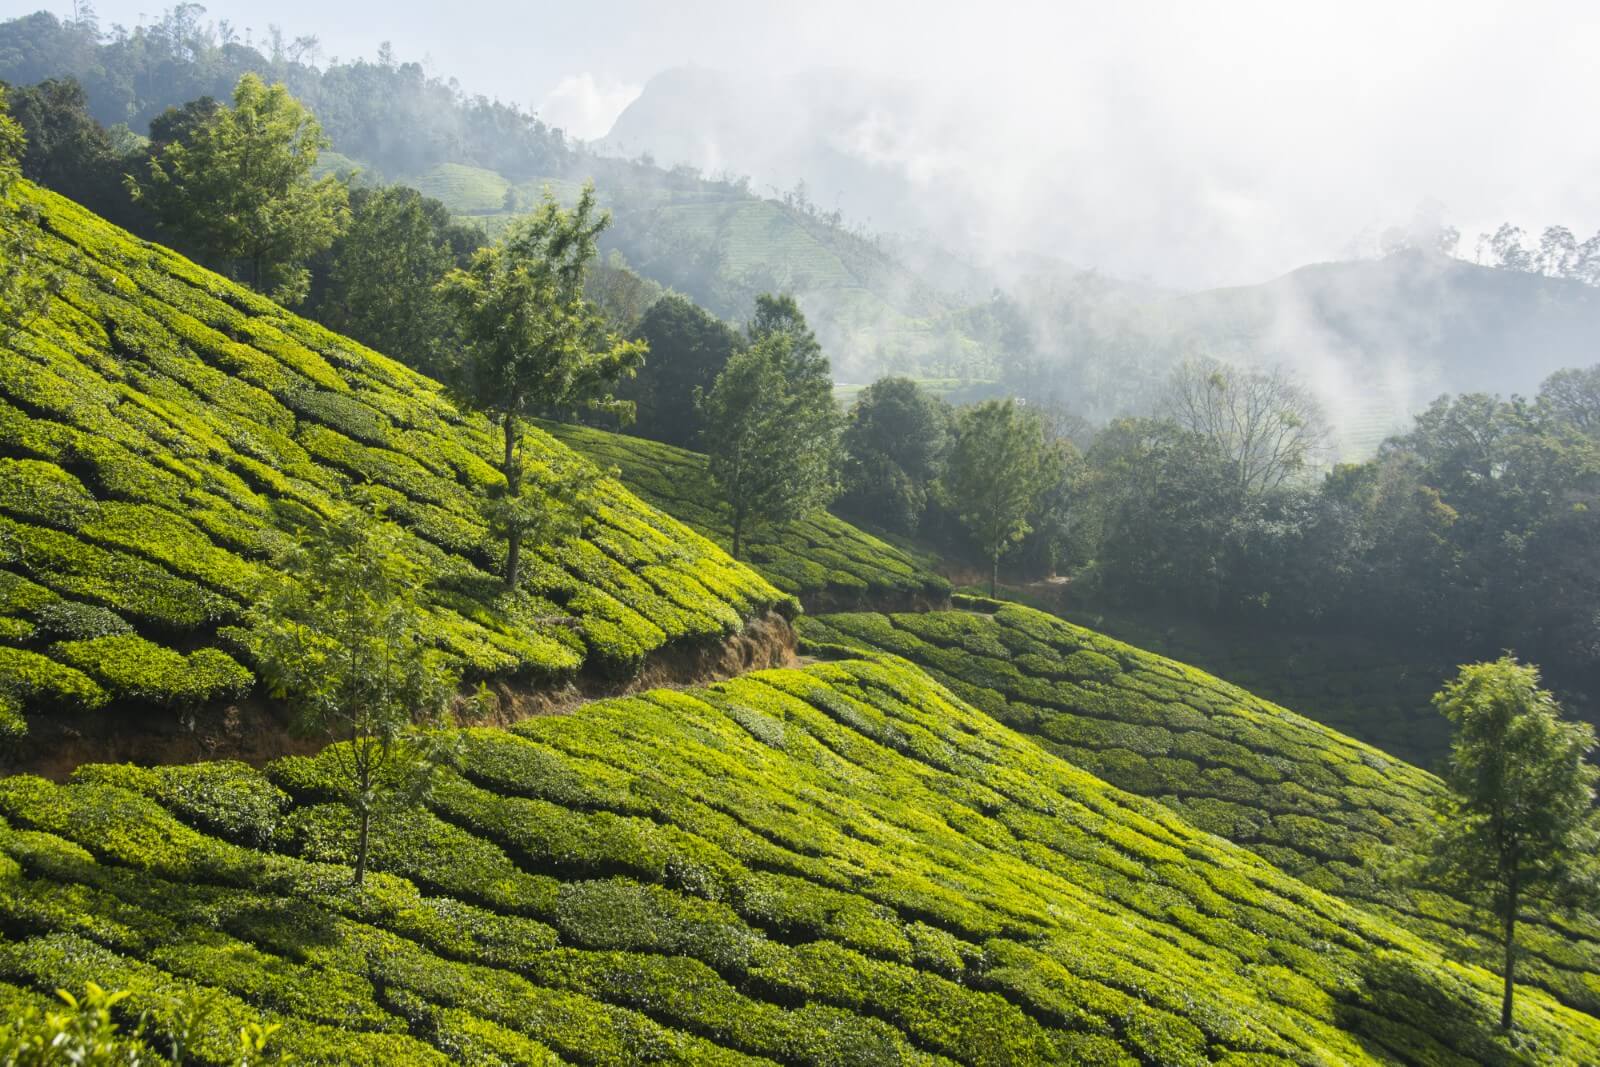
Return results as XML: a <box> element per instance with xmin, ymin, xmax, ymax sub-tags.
<box><xmin>1474</xmin><ymin>222</ymin><xmax>1600</xmax><ymax>284</ymax></box>
<box><xmin>1073</xmin><ymin>362</ymin><xmax>1600</xmax><ymax>693</ymax></box>
<box><xmin>0</xmin><ymin>8</ymin><xmax>571</xmax><ymax>179</ymax></box>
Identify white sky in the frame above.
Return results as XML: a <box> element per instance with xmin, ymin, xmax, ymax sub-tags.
<box><xmin>38</xmin><ymin>0</ymin><xmax>1600</xmax><ymax>287</ymax></box>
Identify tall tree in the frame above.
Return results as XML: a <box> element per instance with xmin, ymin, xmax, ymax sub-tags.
<box><xmin>837</xmin><ymin>376</ymin><xmax>952</xmax><ymax>535</ymax></box>
<box><xmin>437</xmin><ymin>183</ymin><xmax>645</xmax><ymax>588</ymax></box>
<box><xmin>623</xmin><ymin>293</ymin><xmax>741</xmax><ymax>448</ymax></box>
<box><xmin>4</xmin><ymin>76</ymin><xmax>143</xmax><ymax>229</ymax></box>
<box><xmin>702</xmin><ymin>324</ymin><xmax>840</xmax><ymax>559</ymax></box>
<box><xmin>941</xmin><ymin>398</ymin><xmax>1057</xmax><ymax>596</ymax></box>
<box><xmin>1163</xmin><ymin>359</ymin><xmax>1329</xmax><ymax>500</ymax></box>
<box><xmin>129</xmin><ymin>73</ymin><xmax>348</xmax><ymax>304</ymax></box>
<box><xmin>312</xmin><ymin>184</ymin><xmax>476</xmax><ymax>369</ymax></box>
<box><xmin>1418</xmin><ymin>656</ymin><xmax>1600</xmax><ymax>1030</ymax></box>
<box><xmin>247</xmin><ymin>510</ymin><xmax>457</xmax><ymax>887</ymax></box>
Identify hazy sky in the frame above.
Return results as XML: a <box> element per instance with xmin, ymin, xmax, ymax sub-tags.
<box><xmin>52</xmin><ymin>0</ymin><xmax>1600</xmax><ymax>287</ymax></box>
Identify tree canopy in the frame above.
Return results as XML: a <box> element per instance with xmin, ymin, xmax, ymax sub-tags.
<box><xmin>702</xmin><ymin>303</ymin><xmax>840</xmax><ymax>559</ymax></box>
<box><xmin>129</xmin><ymin>73</ymin><xmax>348</xmax><ymax>304</ymax></box>
<box><xmin>940</xmin><ymin>398</ymin><xmax>1058</xmax><ymax>596</ymax></box>
<box><xmin>623</xmin><ymin>293</ymin><xmax>741</xmax><ymax>449</ymax></box>
<box><xmin>1419</xmin><ymin>656</ymin><xmax>1600</xmax><ymax>1029</ymax></box>
<box><xmin>437</xmin><ymin>182</ymin><xmax>645</xmax><ymax>587</ymax></box>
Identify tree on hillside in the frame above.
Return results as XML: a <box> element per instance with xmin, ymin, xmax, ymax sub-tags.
<box><xmin>437</xmin><ymin>182</ymin><xmax>645</xmax><ymax>588</ymax></box>
<box><xmin>702</xmin><ymin>325</ymin><xmax>840</xmax><ymax>559</ymax></box>
<box><xmin>940</xmin><ymin>399</ymin><xmax>1057</xmax><ymax>596</ymax></box>
<box><xmin>837</xmin><ymin>376</ymin><xmax>953</xmax><ymax>535</ymax></box>
<box><xmin>312</xmin><ymin>184</ymin><xmax>477</xmax><ymax>370</ymax></box>
<box><xmin>624</xmin><ymin>293</ymin><xmax>742</xmax><ymax>448</ymax></box>
<box><xmin>1539</xmin><ymin>365</ymin><xmax>1600</xmax><ymax>437</ymax></box>
<box><xmin>1163</xmin><ymin>359</ymin><xmax>1330</xmax><ymax>500</ymax></box>
<box><xmin>4</xmin><ymin>76</ymin><xmax>146</xmax><ymax>230</ymax></box>
<box><xmin>585</xmin><ymin>249</ymin><xmax>665</xmax><ymax>336</ymax></box>
<box><xmin>247</xmin><ymin>510</ymin><xmax>457</xmax><ymax>887</ymax></box>
<box><xmin>1418</xmin><ymin>656</ymin><xmax>1600</xmax><ymax>1030</ymax></box>
<box><xmin>129</xmin><ymin>73</ymin><xmax>348</xmax><ymax>304</ymax></box>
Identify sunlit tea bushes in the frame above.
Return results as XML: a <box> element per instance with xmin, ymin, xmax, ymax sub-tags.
<box><xmin>799</xmin><ymin>599</ymin><xmax>1600</xmax><ymax>1017</ymax></box>
<box><xmin>540</xmin><ymin>421</ymin><xmax>949</xmax><ymax>608</ymax></box>
<box><xmin>2</xmin><ymin>658</ymin><xmax>1598</xmax><ymax>1063</ymax></box>
<box><xmin>0</xmin><ymin>183</ymin><xmax>789</xmax><ymax>734</ymax></box>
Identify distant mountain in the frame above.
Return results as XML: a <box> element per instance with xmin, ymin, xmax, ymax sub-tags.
<box><xmin>599</xmin><ymin>67</ymin><xmax>941</xmax><ymax>238</ymax></box>
<box><xmin>1005</xmin><ymin>250</ymin><xmax>1600</xmax><ymax>453</ymax></box>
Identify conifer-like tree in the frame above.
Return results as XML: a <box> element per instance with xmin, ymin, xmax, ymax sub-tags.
<box><xmin>702</xmin><ymin>301</ymin><xmax>840</xmax><ymax>559</ymax></box>
<box><xmin>941</xmin><ymin>398</ymin><xmax>1057</xmax><ymax>596</ymax></box>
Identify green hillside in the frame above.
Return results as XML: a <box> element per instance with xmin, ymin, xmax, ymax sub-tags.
<box><xmin>799</xmin><ymin>600</ymin><xmax>1600</xmax><ymax>1015</ymax></box>
<box><xmin>0</xmin><ymin>182</ymin><xmax>789</xmax><ymax>741</ymax></box>
<box><xmin>4</xmin><ymin>656</ymin><xmax>1598</xmax><ymax>1064</ymax></box>
<box><xmin>539</xmin><ymin>421</ymin><xmax>949</xmax><ymax>610</ymax></box>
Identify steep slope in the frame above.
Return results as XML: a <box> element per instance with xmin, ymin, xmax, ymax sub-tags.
<box><xmin>4</xmin><ymin>657</ymin><xmax>1599</xmax><ymax>1064</ymax></box>
<box><xmin>799</xmin><ymin>600</ymin><xmax>1600</xmax><ymax>1015</ymax></box>
<box><xmin>0</xmin><ymin>182</ymin><xmax>789</xmax><ymax>747</ymax></box>
<box><xmin>539</xmin><ymin>421</ymin><xmax>949</xmax><ymax>611</ymax></box>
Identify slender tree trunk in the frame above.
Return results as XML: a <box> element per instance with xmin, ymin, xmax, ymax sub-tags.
<box><xmin>502</xmin><ymin>411</ymin><xmax>522</xmax><ymax>589</ymax></box>
<box><xmin>1501</xmin><ymin>879</ymin><xmax>1519</xmax><ymax>1030</ymax></box>
<box><xmin>731</xmin><ymin>496</ymin><xmax>745</xmax><ymax>560</ymax></box>
<box><xmin>354</xmin><ymin>801</ymin><xmax>371</xmax><ymax>886</ymax></box>
<box><xmin>990</xmin><ymin>548</ymin><xmax>999</xmax><ymax>598</ymax></box>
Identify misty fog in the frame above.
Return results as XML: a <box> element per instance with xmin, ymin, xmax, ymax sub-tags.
<box><xmin>79</xmin><ymin>0</ymin><xmax>1600</xmax><ymax>289</ymax></box>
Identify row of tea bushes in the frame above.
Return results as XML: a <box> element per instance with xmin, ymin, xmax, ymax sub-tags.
<box><xmin>0</xmin><ymin>183</ymin><xmax>790</xmax><ymax>733</ymax></box>
<box><xmin>799</xmin><ymin>600</ymin><xmax>1600</xmax><ymax>1017</ymax></box>
<box><xmin>539</xmin><ymin>421</ymin><xmax>949</xmax><ymax>609</ymax></box>
<box><xmin>2</xmin><ymin>658</ymin><xmax>1597</xmax><ymax>1064</ymax></box>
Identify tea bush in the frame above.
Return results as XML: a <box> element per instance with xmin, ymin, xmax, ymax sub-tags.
<box><xmin>0</xmin><ymin>183</ymin><xmax>790</xmax><ymax>736</ymax></box>
<box><xmin>1</xmin><ymin>659</ymin><xmax>1597</xmax><ymax>1064</ymax></box>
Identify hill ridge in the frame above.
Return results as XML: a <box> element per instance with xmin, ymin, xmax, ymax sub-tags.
<box><xmin>0</xmin><ymin>180</ymin><xmax>790</xmax><ymax>765</ymax></box>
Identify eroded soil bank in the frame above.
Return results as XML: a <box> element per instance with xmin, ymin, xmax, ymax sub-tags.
<box><xmin>3</xmin><ymin>611</ymin><xmax>799</xmax><ymax>780</ymax></box>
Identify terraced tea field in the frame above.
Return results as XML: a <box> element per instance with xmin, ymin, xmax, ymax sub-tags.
<box><xmin>4</xmin><ymin>657</ymin><xmax>1597</xmax><ymax>1065</ymax></box>
<box><xmin>800</xmin><ymin>599</ymin><xmax>1600</xmax><ymax>1016</ymax></box>
<box><xmin>540</xmin><ymin>421</ymin><xmax>949</xmax><ymax>610</ymax></box>
<box><xmin>0</xmin><ymin>183</ymin><xmax>788</xmax><ymax>741</ymax></box>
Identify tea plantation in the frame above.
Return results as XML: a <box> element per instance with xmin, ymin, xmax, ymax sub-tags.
<box><xmin>0</xmin><ymin>183</ymin><xmax>792</xmax><ymax>739</ymax></box>
<box><xmin>799</xmin><ymin>599</ymin><xmax>1600</xmax><ymax>1016</ymax></box>
<box><xmin>5</xmin><ymin>656</ymin><xmax>1598</xmax><ymax>1064</ymax></box>
<box><xmin>539</xmin><ymin>421</ymin><xmax>950</xmax><ymax>609</ymax></box>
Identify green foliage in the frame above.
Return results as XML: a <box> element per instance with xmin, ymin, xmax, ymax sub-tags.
<box><xmin>940</xmin><ymin>398</ymin><xmax>1058</xmax><ymax>594</ymax></box>
<box><xmin>438</xmin><ymin>182</ymin><xmax>647</xmax><ymax>587</ymax></box>
<box><xmin>837</xmin><ymin>376</ymin><xmax>952</xmax><ymax>536</ymax></box>
<box><xmin>541</xmin><ymin>419</ymin><xmax>944</xmax><ymax>607</ymax></box>
<box><xmin>0</xmin><ymin>982</ymin><xmax>154</xmax><ymax>1065</ymax></box>
<box><xmin>621</xmin><ymin>293</ymin><xmax>741</xmax><ymax>449</ymax></box>
<box><xmin>247</xmin><ymin>509</ymin><xmax>459</xmax><ymax>884</ymax></box>
<box><xmin>702</xmin><ymin>301</ymin><xmax>841</xmax><ymax>559</ymax></box>
<box><xmin>129</xmin><ymin>74</ymin><xmax>349</xmax><ymax>304</ymax></box>
<box><xmin>311</xmin><ymin>184</ymin><xmax>476</xmax><ymax>373</ymax></box>
<box><xmin>1418</xmin><ymin>656</ymin><xmax>1600</xmax><ymax>1029</ymax></box>
<box><xmin>799</xmin><ymin>602</ymin><xmax>1600</xmax><ymax>1017</ymax></box>
<box><xmin>3</xmin><ymin>658</ymin><xmax>1599</xmax><ymax>1063</ymax></box>
<box><xmin>0</xmin><ymin>180</ymin><xmax>784</xmax><ymax>736</ymax></box>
